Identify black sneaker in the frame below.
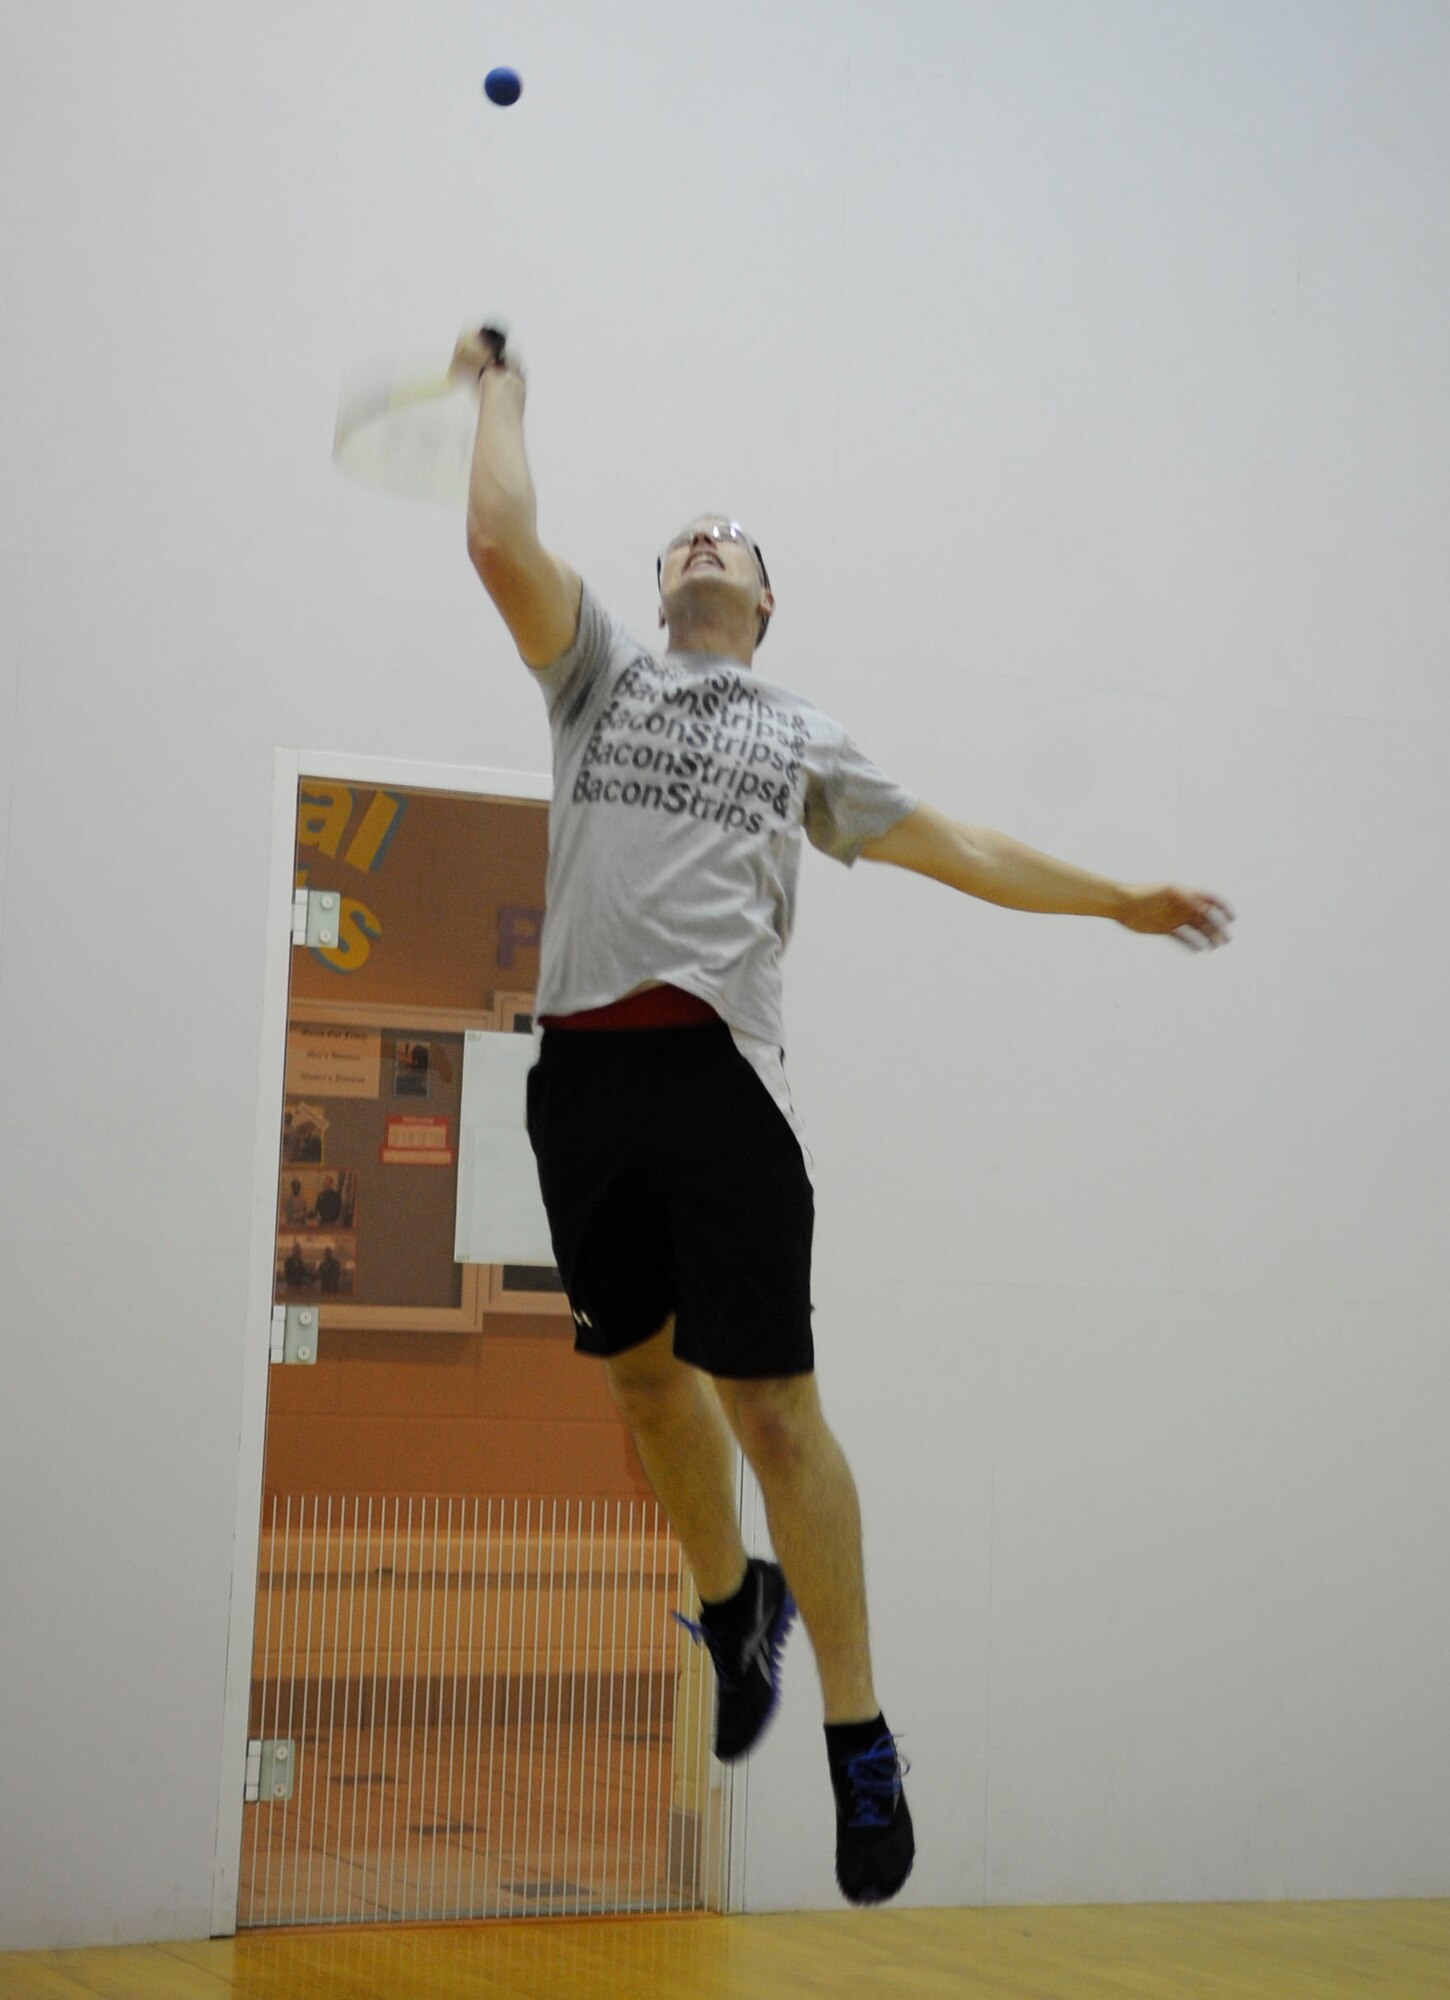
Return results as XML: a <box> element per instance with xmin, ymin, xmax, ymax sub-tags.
<box><xmin>831</xmin><ymin>1734</ymin><xmax>914</xmax><ymax>1905</ymax></box>
<box><xmin>671</xmin><ymin>1558</ymin><xmax>797</xmax><ymax>1762</ymax></box>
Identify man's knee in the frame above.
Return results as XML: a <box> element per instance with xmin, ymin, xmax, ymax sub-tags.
<box><xmin>716</xmin><ymin>1372</ymin><xmax>822</xmax><ymax>1470</ymax></box>
<box><xmin>603</xmin><ymin>1317</ymin><xmax>691</xmax><ymax>1423</ymax></box>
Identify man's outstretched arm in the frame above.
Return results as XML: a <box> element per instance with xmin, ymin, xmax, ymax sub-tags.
<box><xmin>859</xmin><ymin>803</ymin><xmax>1234</xmax><ymax>951</ymax></box>
<box><xmin>452</xmin><ymin>326</ymin><xmax>582</xmax><ymax>671</ymax></box>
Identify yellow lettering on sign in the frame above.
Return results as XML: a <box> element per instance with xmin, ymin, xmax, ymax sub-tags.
<box><xmin>343</xmin><ymin>791</ymin><xmax>405</xmax><ymax>873</ymax></box>
<box><xmin>311</xmin><ymin>898</ymin><xmax>383</xmax><ymax>974</ymax></box>
<box><xmin>298</xmin><ymin>787</ymin><xmax>354</xmax><ymax>858</ymax></box>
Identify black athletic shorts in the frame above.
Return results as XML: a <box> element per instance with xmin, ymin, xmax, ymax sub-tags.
<box><xmin>524</xmin><ymin>1021</ymin><xmax>815</xmax><ymax>1379</ymax></box>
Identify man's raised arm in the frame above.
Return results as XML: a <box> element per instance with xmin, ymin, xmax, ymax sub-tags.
<box><xmin>861</xmin><ymin>803</ymin><xmax>1234</xmax><ymax>951</ymax></box>
<box><xmin>452</xmin><ymin>327</ymin><xmax>582</xmax><ymax>671</ymax></box>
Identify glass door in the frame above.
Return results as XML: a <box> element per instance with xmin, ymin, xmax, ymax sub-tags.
<box><xmin>237</xmin><ymin>775</ymin><xmax>726</xmax><ymax>1926</ymax></box>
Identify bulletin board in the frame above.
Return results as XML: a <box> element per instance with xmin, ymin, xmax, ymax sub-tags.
<box><xmin>278</xmin><ymin>1004</ymin><xmax>489</xmax><ymax>1330</ymax></box>
<box><xmin>281</xmin><ymin>783</ymin><xmax>558</xmax><ymax>1330</ymax></box>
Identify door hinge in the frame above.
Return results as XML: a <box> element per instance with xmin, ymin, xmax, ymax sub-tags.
<box><xmin>291</xmin><ymin>887</ymin><xmax>342</xmax><ymax>948</ymax></box>
<box><xmin>270</xmin><ymin>1304</ymin><xmax>319</xmax><ymax>1365</ymax></box>
<box><xmin>245</xmin><ymin>1739</ymin><xmax>297</xmax><ymax>1804</ymax></box>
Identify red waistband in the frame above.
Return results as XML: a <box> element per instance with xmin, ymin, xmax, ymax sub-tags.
<box><xmin>539</xmin><ymin>985</ymin><xmax>720</xmax><ymax>1032</ymax></box>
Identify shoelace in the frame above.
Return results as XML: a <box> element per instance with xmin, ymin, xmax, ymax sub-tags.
<box><xmin>671</xmin><ymin>1610</ymin><xmax>742</xmax><ymax>1692</ymax></box>
<box><xmin>842</xmin><ymin>1735</ymin><xmax>911</xmax><ymax>1830</ymax></box>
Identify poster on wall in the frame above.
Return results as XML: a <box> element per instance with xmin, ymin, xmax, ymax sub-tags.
<box><xmin>455</xmin><ymin>1030</ymin><xmax>555</xmax><ymax>1266</ymax></box>
<box><xmin>284</xmin><ymin>1025</ymin><xmax>381</xmax><ymax>1098</ymax></box>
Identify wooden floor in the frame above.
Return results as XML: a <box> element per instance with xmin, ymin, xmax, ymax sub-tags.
<box><xmin>4</xmin><ymin>1902</ymin><xmax>1447</xmax><ymax>1999</ymax></box>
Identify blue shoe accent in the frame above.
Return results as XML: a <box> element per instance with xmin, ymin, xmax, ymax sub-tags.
<box><xmin>841</xmin><ymin>1735</ymin><xmax>911</xmax><ymax>1828</ymax></box>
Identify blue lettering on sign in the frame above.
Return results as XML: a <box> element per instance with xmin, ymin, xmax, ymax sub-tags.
<box><xmin>498</xmin><ymin>905</ymin><xmax>545</xmax><ymax>969</ymax></box>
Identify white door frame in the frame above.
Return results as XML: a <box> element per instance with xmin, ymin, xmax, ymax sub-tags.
<box><xmin>209</xmin><ymin>748</ymin><xmax>551</xmax><ymax>1936</ymax></box>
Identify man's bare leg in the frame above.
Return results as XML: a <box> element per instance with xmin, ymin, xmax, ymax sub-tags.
<box><xmin>603</xmin><ymin>1320</ymin><xmax>749</xmax><ymax>1604</ymax></box>
<box><xmin>605</xmin><ymin>1332</ymin><xmax>878</xmax><ymax>1723</ymax></box>
<box><xmin>714</xmin><ymin>1373</ymin><xmax>879</xmax><ymax>1725</ymax></box>
<box><xmin>716</xmin><ymin>1372</ymin><xmax>912</xmax><ymax>1904</ymax></box>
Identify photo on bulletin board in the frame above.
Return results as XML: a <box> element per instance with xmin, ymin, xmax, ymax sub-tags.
<box><xmin>393</xmin><ymin>1039</ymin><xmax>432</xmax><ymax>1098</ymax></box>
<box><xmin>277</xmin><ymin>1168</ymin><xmax>358</xmax><ymax>1233</ymax></box>
<box><xmin>275</xmin><ymin>1233</ymin><xmax>359</xmax><ymax>1299</ymax></box>
<box><xmin>281</xmin><ymin>1101</ymin><xmax>328</xmax><ymax>1164</ymax></box>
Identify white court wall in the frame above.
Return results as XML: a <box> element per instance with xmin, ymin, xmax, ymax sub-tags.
<box><xmin>1</xmin><ymin>0</ymin><xmax>1448</xmax><ymax>1949</ymax></box>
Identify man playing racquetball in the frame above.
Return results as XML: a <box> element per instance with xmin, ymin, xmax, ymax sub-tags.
<box><xmin>453</xmin><ymin>324</ymin><xmax>1234</xmax><ymax>1908</ymax></box>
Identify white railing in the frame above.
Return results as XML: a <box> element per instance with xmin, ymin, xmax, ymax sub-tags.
<box><xmin>240</xmin><ymin>1495</ymin><xmax>724</xmax><ymax>1926</ymax></box>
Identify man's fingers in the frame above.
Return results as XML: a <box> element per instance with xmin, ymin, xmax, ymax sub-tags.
<box><xmin>1190</xmin><ymin>893</ymin><xmax>1234</xmax><ymax>943</ymax></box>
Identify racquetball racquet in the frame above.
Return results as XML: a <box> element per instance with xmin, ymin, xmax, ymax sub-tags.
<box><xmin>332</xmin><ymin>325</ymin><xmax>508</xmax><ymax>504</ymax></box>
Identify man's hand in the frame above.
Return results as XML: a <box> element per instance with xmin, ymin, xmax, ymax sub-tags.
<box><xmin>1116</xmin><ymin>884</ymin><xmax>1235</xmax><ymax>951</ymax></box>
<box><xmin>450</xmin><ymin>325</ymin><xmax>525</xmax><ymax>395</ymax></box>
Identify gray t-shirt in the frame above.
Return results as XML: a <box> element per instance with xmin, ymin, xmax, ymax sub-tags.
<box><xmin>531</xmin><ymin>582</ymin><xmax>917</xmax><ymax>1045</ymax></box>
